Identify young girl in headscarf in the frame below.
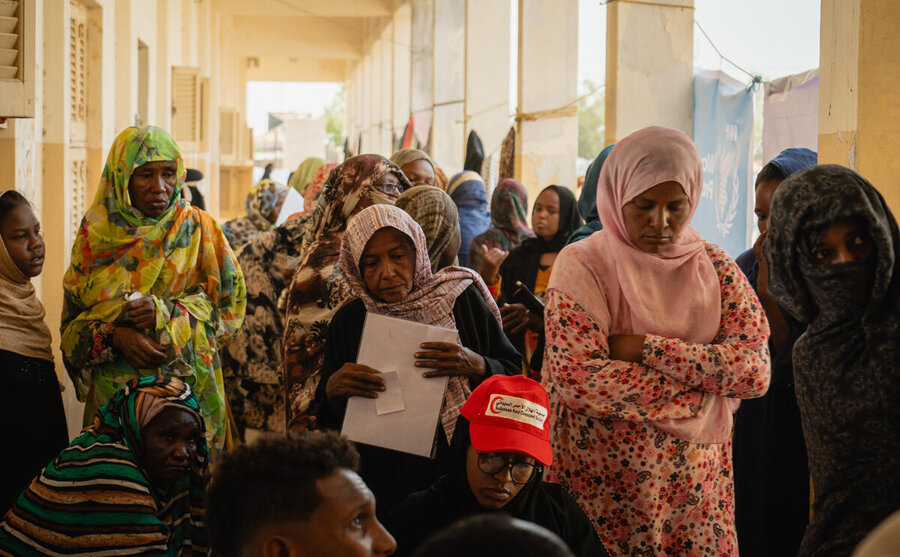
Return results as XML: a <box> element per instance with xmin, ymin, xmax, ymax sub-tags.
<box><xmin>543</xmin><ymin>126</ymin><xmax>770</xmax><ymax>555</ymax></box>
<box><xmin>484</xmin><ymin>185</ymin><xmax>582</xmax><ymax>377</ymax></box>
<box><xmin>60</xmin><ymin>126</ymin><xmax>246</xmax><ymax>456</ymax></box>
<box><xmin>0</xmin><ymin>191</ymin><xmax>68</xmax><ymax>515</ymax></box>
<box><xmin>467</xmin><ymin>179</ymin><xmax>534</xmax><ymax>275</ymax></box>
<box><xmin>314</xmin><ymin>205</ymin><xmax>520</xmax><ymax>514</ymax></box>
<box><xmin>282</xmin><ymin>155</ymin><xmax>412</xmax><ymax>431</ymax></box>
<box><xmin>764</xmin><ymin>165</ymin><xmax>900</xmax><ymax>557</ymax></box>
<box><xmin>447</xmin><ymin>171</ymin><xmax>491</xmax><ymax>267</ymax></box>
<box><xmin>221</xmin><ymin>178</ymin><xmax>289</xmax><ymax>250</ymax></box>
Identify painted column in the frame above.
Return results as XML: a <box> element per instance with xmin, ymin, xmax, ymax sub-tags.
<box><xmin>410</xmin><ymin>0</ymin><xmax>434</xmax><ymax>148</ymax></box>
<box><xmin>392</xmin><ymin>4</ymin><xmax>412</xmax><ymax>142</ymax></box>
<box><xmin>431</xmin><ymin>0</ymin><xmax>465</xmax><ymax>172</ymax></box>
<box><xmin>818</xmin><ymin>0</ymin><xmax>900</xmax><ymax>212</ymax></box>
<box><xmin>517</xmin><ymin>0</ymin><xmax>578</xmax><ymax>201</ymax></box>
<box><xmin>465</xmin><ymin>0</ymin><xmax>511</xmax><ymax>166</ymax></box>
<box><xmin>604</xmin><ymin>0</ymin><xmax>694</xmax><ymax>144</ymax></box>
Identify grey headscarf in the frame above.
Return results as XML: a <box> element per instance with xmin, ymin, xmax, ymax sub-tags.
<box><xmin>764</xmin><ymin>164</ymin><xmax>900</xmax><ymax>556</ymax></box>
<box><xmin>396</xmin><ymin>186</ymin><xmax>460</xmax><ymax>273</ymax></box>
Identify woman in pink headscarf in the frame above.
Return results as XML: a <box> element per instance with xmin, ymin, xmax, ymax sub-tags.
<box><xmin>542</xmin><ymin>126</ymin><xmax>771</xmax><ymax>556</ymax></box>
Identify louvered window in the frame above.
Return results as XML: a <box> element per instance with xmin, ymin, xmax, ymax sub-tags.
<box><xmin>69</xmin><ymin>0</ymin><xmax>87</xmax><ymax>142</ymax></box>
<box><xmin>0</xmin><ymin>0</ymin><xmax>35</xmax><ymax>117</ymax></box>
<box><xmin>198</xmin><ymin>76</ymin><xmax>209</xmax><ymax>151</ymax></box>
<box><xmin>171</xmin><ymin>66</ymin><xmax>201</xmax><ymax>150</ymax></box>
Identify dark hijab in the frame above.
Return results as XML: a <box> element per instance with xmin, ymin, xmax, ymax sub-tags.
<box><xmin>501</xmin><ymin>185</ymin><xmax>581</xmax><ymax>293</ymax></box>
<box><xmin>764</xmin><ymin>164</ymin><xmax>900</xmax><ymax>556</ymax></box>
<box><xmin>384</xmin><ymin>418</ymin><xmax>606</xmax><ymax>557</ymax></box>
<box><xmin>464</xmin><ymin>131</ymin><xmax>485</xmax><ymax>173</ymax></box>
<box><xmin>568</xmin><ymin>145</ymin><xmax>614</xmax><ymax>244</ymax></box>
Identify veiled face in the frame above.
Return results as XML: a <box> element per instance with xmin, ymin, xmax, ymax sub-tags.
<box><xmin>812</xmin><ymin>217</ymin><xmax>875</xmax><ymax>266</ymax></box>
<box><xmin>359</xmin><ymin>227</ymin><xmax>417</xmax><ymax>303</ymax></box>
<box><xmin>622</xmin><ymin>181</ymin><xmax>690</xmax><ymax>254</ymax></box>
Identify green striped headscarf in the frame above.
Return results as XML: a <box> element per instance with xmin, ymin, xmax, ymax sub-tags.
<box><xmin>0</xmin><ymin>376</ymin><xmax>209</xmax><ymax>556</ymax></box>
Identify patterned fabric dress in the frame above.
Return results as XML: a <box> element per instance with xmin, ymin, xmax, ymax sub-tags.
<box><xmin>221</xmin><ymin>210</ymin><xmax>312</xmax><ymax>435</ymax></box>
<box><xmin>544</xmin><ymin>243</ymin><xmax>770</xmax><ymax>556</ymax></box>
<box><xmin>60</xmin><ymin>126</ymin><xmax>246</xmax><ymax>454</ymax></box>
<box><xmin>0</xmin><ymin>376</ymin><xmax>209</xmax><ymax>556</ymax></box>
<box><xmin>282</xmin><ymin>155</ymin><xmax>411</xmax><ymax>430</ymax></box>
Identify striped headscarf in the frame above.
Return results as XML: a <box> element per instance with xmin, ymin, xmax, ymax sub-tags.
<box><xmin>389</xmin><ymin>149</ymin><xmax>434</xmax><ymax>173</ymax></box>
<box><xmin>396</xmin><ymin>186</ymin><xmax>460</xmax><ymax>273</ymax></box>
<box><xmin>339</xmin><ymin>204</ymin><xmax>500</xmax><ymax>441</ymax></box>
<box><xmin>0</xmin><ymin>376</ymin><xmax>208</xmax><ymax>556</ymax></box>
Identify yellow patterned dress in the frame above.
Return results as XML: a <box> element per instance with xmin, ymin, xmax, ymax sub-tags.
<box><xmin>60</xmin><ymin>126</ymin><xmax>246</xmax><ymax>455</ymax></box>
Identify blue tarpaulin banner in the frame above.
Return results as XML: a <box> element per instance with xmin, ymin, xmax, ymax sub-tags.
<box><xmin>692</xmin><ymin>70</ymin><xmax>755</xmax><ymax>257</ymax></box>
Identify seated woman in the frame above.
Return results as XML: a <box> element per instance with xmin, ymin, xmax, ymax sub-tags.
<box><xmin>386</xmin><ymin>375</ymin><xmax>608</xmax><ymax>557</ymax></box>
<box><xmin>447</xmin><ymin>171</ymin><xmax>491</xmax><ymax>267</ymax></box>
<box><xmin>764</xmin><ymin>165</ymin><xmax>900</xmax><ymax>557</ymax></box>
<box><xmin>282</xmin><ymin>155</ymin><xmax>412</xmax><ymax>430</ymax></box>
<box><xmin>0</xmin><ymin>376</ymin><xmax>208</xmax><ymax>555</ymax></box>
<box><xmin>222</xmin><ymin>162</ymin><xmax>334</xmax><ymax>439</ymax></box>
<box><xmin>60</xmin><ymin>126</ymin><xmax>246</xmax><ymax>456</ymax></box>
<box><xmin>467</xmin><ymin>179</ymin><xmax>534</xmax><ymax>275</ymax></box>
<box><xmin>482</xmin><ymin>185</ymin><xmax>581</xmax><ymax>377</ymax></box>
<box><xmin>543</xmin><ymin>126</ymin><xmax>770</xmax><ymax>554</ymax></box>
<box><xmin>396</xmin><ymin>185</ymin><xmax>461</xmax><ymax>272</ymax></box>
<box><xmin>390</xmin><ymin>148</ymin><xmax>436</xmax><ymax>187</ymax></box>
<box><xmin>315</xmin><ymin>205</ymin><xmax>520</xmax><ymax>514</ymax></box>
<box><xmin>221</xmin><ymin>178</ymin><xmax>289</xmax><ymax>250</ymax></box>
<box><xmin>0</xmin><ymin>191</ymin><xmax>68</xmax><ymax>515</ymax></box>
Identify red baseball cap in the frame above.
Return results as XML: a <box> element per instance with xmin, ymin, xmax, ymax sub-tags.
<box><xmin>461</xmin><ymin>375</ymin><xmax>552</xmax><ymax>466</ymax></box>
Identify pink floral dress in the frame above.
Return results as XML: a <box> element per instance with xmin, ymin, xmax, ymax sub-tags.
<box><xmin>543</xmin><ymin>244</ymin><xmax>770</xmax><ymax>556</ymax></box>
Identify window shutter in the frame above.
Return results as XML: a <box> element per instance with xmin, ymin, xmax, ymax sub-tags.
<box><xmin>69</xmin><ymin>0</ymin><xmax>87</xmax><ymax>143</ymax></box>
<box><xmin>0</xmin><ymin>0</ymin><xmax>35</xmax><ymax>117</ymax></box>
<box><xmin>171</xmin><ymin>66</ymin><xmax>200</xmax><ymax>150</ymax></box>
<box><xmin>219</xmin><ymin>108</ymin><xmax>236</xmax><ymax>158</ymax></box>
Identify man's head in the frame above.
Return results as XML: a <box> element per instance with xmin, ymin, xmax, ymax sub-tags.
<box><xmin>206</xmin><ymin>431</ymin><xmax>396</xmax><ymax>557</ymax></box>
<box><xmin>412</xmin><ymin>515</ymin><xmax>574</xmax><ymax>557</ymax></box>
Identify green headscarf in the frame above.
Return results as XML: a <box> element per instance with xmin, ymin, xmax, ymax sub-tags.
<box><xmin>288</xmin><ymin>157</ymin><xmax>328</xmax><ymax>194</ymax></box>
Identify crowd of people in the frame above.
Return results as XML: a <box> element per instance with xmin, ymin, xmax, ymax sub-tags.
<box><xmin>0</xmin><ymin>122</ymin><xmax>898</xmax><ymax>556</ymax></box>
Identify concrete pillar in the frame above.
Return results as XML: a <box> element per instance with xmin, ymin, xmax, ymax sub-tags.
<box><xmin>392</xmin><ymin>4</ymin><xmax>412</xmax><ymax>142</ymax></box>
<box><xmin>410</xmin><ymin>0</ymin><xmax>434</xmax><ymax>147</ymax></box>
<box><xmin>465</xmin><ymin>0</ymin><xmax>511</xmax><ymax>163</ymax></box>
<box><xmin>818</xmin><ymin>0</ymin><xmax>900</xmax><ymax>212</ymax></box>
<box><xmin>604</xmin><ymin>0</ymin><xmax>694</xmax><ymax>144</ymax></box>
<box><xmin>517</xmin><ymin>0</ymin><xmax>578</xmax><ymax>200</ymax></box>
<box><xmin>431</xmin><ymin>0</ymin><xmax>465</xmax><ymax>172</ymax></box>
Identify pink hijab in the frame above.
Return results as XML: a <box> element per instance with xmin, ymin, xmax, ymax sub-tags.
<box><xmin>551</xmin><ymin>126</ymin><xmax>736</xmax><ymax>443</ymax></box>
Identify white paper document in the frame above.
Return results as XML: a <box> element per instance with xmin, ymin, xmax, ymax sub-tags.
<box><xmin>274</xmin><ymin>188</ymin><xmax>303</xmax><ymax>227</ymax></box>
<box><xmin>341</xmin><ymin>313</ymin><xmax>457</xmax><ymax>457</ymax></box>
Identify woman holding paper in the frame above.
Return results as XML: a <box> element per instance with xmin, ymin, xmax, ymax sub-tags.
<box><xmin>316</xmin><ymin>204</ymin><xmax>521</xmax><ymax>515</ymax></box>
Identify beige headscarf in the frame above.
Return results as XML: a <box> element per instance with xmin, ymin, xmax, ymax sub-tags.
<box><xmin>0</xmin><ymin>195</ymin><xmax>53</xmax><ymax>361</ymax></box>
<box><xmin>396</xmin><ymin>186</ymin><xmax>460</xmax><ymax>273</ymax></box>
<box><xmin>389</xmin><ymin>148</ymin><xmax>434</xmax><ymax>172</ymax></box>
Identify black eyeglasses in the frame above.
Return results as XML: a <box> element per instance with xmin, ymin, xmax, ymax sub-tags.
<box><xmin>477</xmin><ymin>452</ymin><xmax>541</xmax><ymax>484</ymax></box>
<box><xmin>375</xmin><ymin>181</ymin><xmax>407</xmax><ymax>196</ymax></box>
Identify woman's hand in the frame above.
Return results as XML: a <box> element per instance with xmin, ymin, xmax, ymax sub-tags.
<box><xmin>608</xmin><ymin>334</ymin><xmax>646</xmax><ymax>363</ymax></box>
<box><xmin>480</xmin><ymin>245</ymin><xmax>508</xmax><ymax>285</ymax></box>
<box><xmin>325</xmin><ymin>363</ymin><xmax>386</xmax><ymax>405</ymax></box>
<box><xmin>500</xmin><ymin>303</ymin><xmax>543</xmax><ymax>335</ymax></box>
<box><xmin>125</xmin><ymin>296</ymin><xmax>156</xmax><ymax>330</ymax></box>
<box><xmin>415</xmin><ymin>342</ymin><xmax>486</xmax><ymax>380</ymax></box>
<box><xmin>113</xmin><ymin>327</ymin><xmax>167</xmax><ymax>368</ymax></box>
